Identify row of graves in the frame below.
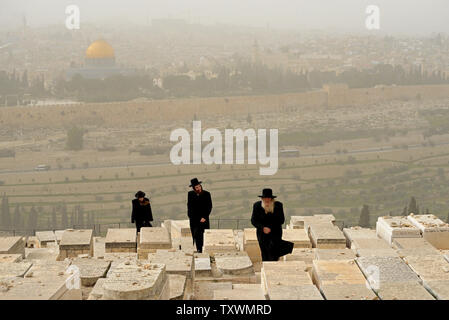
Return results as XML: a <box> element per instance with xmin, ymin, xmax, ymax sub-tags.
<box><xmin>0</xmin><ymin>213</ymin><xmax>448</xmax><ymax>300</ymax></box>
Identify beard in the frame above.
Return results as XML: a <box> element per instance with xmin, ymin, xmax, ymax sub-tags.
<box><xmin>262</xmin><ymin>200</ymin><xmax>275</xmax><ymax>214</ymax></box>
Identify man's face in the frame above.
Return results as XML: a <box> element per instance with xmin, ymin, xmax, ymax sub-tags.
<box><xmin>262</xmin><ymin>197</ymin><xmax>273</xmax><ymax>206</ymax></box>
<box><xmin>138</xmin><ymin>197</ymin><xmax>144</xmax><ymax>202</ymax></box>
<box><xmin>194</xmin><ymin>185</ymin><xmax>202</xmax><ymax>193</ymax></box>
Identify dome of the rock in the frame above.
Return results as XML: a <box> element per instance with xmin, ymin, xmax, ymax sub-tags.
<box><xmin>85</xmin><ymin>40</ymin><xmax>115</xmax><ymax>59</ymax></box>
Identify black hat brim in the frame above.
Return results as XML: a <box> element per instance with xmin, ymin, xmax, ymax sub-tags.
<box><xmin>189</xmin><ymin>181</ymin><xmax>202</xmax><ymax>187</ymax></box>
<box><xmin>258</xmin><ymin>195</ymin><xmax>277</xmax><ymax>198</ymax></box>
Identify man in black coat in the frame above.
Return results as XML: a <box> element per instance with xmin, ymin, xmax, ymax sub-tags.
<box><xmin>251</xmin><ymin>188</ymin><xmax>286</xmax><ymax>261</ymax></box>
<box><xmin>187</xmin><ymin>178</ymin><xmax>212</xmax><ymax>253</ymax></box>
<box><xmin>131</xmin><ymin>190</ymin><xmax>153</xmax><ymax>233</ymax></box>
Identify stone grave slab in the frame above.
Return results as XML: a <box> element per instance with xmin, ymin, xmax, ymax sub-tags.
<box><xmin>87</xmin><ymin>278</ymin><xmax>107</xmax><ymax>300</ymax></box>
<box><xmin>315</xmin><ymin>248</ymin><xmax>357</xmax><ymax>260</ymax></box>
<box><xmin>147</xmin><ymin>250</ymin><xmax>194</xmax><ymax>281</ymax></box>
<box><xmin>403</xmin><ymin>255</ymin><xmax>449</xmax><ymax>282</ymax></box>
<box><xmin>195</xmin><ymin>255</ymin><xmax>212</xmax><ymax>277</ymax></box>
<box><xmin>0</xmin><ymin>261</ymin><xmax>33</xmax><ymax>279</ymax></box>
<box><xmin>171</xmin><ymin>220</ymin><xmax>191</xmax><ymax>239</ymax></box>
<box><xmin>320</xmin><ymin>284</ymin><xmax>377</xmax><ymax>300</ymax></box>
<box><xmin>312</xmin><ymin>259</ymin><xmax>367</xmax><ymax>289</ymax></box>
<box><xmin>375</xmin><ymin>282</ymin><xmax>435</xmax><ymax>300</ymax></box>
<box><xmin>204</xmin><ymin>229</ymin><xmax>237</xmax><ymax>255</ymax></box>
<box><xmin>25</xmin><ymin>247</ymin><xmax>59</xmax><ymax>261</ymax></box>
<box><xmin>262</xmin><ymin>261</ymin><xmax>314</xmax><ymax>297</ymax></box>
<box><xmin>0</xmin><ymin>236</ymin><xmax>25</xmax><ymax>257</ymax></box>
<box><xmin>309</xmin><ymin>224</ymin><xmax>346</xmax><ymax>249</ymax></box>
<box><xmin>0</xmin><ymin>273</ymin><xmax>81</xmax><ymax>300</ymax></box>
<box><xmin>103</xmin><ymin>261</ymin><xmax>168</xmax><ymax>300</ymax></box>
<box><xmin>138</xmin><ymin>227</ymin><xmax>171</xmax><ymax>259</ymax></box>
<box><xmin>356</xmin><ymin>256</ymin><xmax>420</xmax><ymax>285</ymax></box>
<box><xmin>290</xmin><ymin>215</ymin><xmax>335</xmax><ymax>230</ymax></box>
<box><xmin>282</xmin><ymin>229</ymin><xmax>311</xmax><ymax>248</ymax></box>
<box><xmin>168</xmin><ymin>274</ymin><xmax>187</xmax><ymax>300</ymax></box>
<box><xmin>424</xmin><ymin>280</ymin><xmax>449</xmax><ymax>300</ymax></box>
<box><xmin>243</xmin><ymin>228</ymin><xmax>262</xmax><ymax>264</ymax></box>
<box><xmin>193</xmin><ymin>282</ymin><xmax>233</xmax><ymax>300</ymax></box>
<box><xmin>180</xmin><ymin>236</ymin><xmax>195</xmax><ymax>253</ymax></box>
<box><xmin>267</xmin><ymin>285</ymin><xmax>323</xmax><ymax>300</ymax></box>
<box><xmin>407</xmin><ymin>214</ymin><xmax>449</xmax><ymax>249</ymax></box>
<box><xmin>283</xmin><ymin>248</ymin><xmax>315</xmax><ymax>268</ymax></box>
<box><xmin>393</xmin><ymin>238</ymin><xmax>441</xmax><ymax>257</ymax></box>
<box><xmin>93</xmin><ymin>237</ymin><xmax>105</xmax><ymax>258</ymax></box>
<box><xmin>213</xmin><ymin>287</ymin><xmax>266</xmax><ymax>300</ymax></box>
<box><xmin>351</xmin><ymin>238</ymin><xmax>391</xmax><ymax>250</ymax></box>
<box><xmin>35</xmin><ymin>231</ymin><xmax>56</xmax><ymax>248</ymax></box>
<box><xmin>343</xmin><ymin>227</ymin><xmax>378</xmax><ymax>247</ymax></box>
<box><xmin>214</xmin><ymin>252</ymin><xmax>254</xmax><ymax>276</ymax></box>
<box><xmin>355</xmin><ymin>248</ymin><xmax>399</xmax><ymax>258</ymax></box>
<box><xmin>58</xmin><ymin>229</ymin><xmax>93</xmax><ymax>260</ymax></box>
<box><xmin>105</xmin><ymin>228</ymin><xmax>137</xmax><ymax>253</ymax></box>
<box><xmin>54</xmin><ymin>230</ymin><xmax>65</xmax><ymax>244</ymax></box>
<box><xmin>71</xmin><ymin>257</ymin><xmax>111</xmax><ymax>286</ymax></box>
<box><xmin>0</xmin><ymin>254</ymin><xmax>22</xmax><ymax>263</ymax></box>
<box><xmin>376</xmin><ymin>216</ymin><xmax>421</xmax><ymax>245</ymax></box>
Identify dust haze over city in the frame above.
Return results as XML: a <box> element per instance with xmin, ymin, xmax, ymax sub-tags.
<box><xmin>1</xmin><ymin>0</ymin><xmax>449</xmax><ymax>237</ymax></box>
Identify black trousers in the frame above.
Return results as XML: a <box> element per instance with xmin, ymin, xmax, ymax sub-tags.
<box><xmin>136</xmin><ymin>221</ymin><xmax>152</xmax><ymax>233</ymax></box>
<box><xmin>258</xmin><ymin>235</ymin><xmax>280</xmax><ymax>261</ymax></box>
<box><xmin>191</xmin><ymin>227</ymin><xmax>205</xmax><ymax>253</ymax></box>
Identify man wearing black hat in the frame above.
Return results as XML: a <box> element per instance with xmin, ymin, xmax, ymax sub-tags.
<box><xmin>187</xmin><ymin>178</ymin><xmax>212</xmax><ymax>253</ymax></box>
<box><xmin>131</xmin><ymin>191</ymin><xmax>153</xmax><ymax>233</ymax></box>
<box><xmin>251</xmin><ymin>188</ymin><xmax>288</xmax><ymax>261</ymax></box>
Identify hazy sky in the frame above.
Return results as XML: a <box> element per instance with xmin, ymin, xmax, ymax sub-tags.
<box><xmin>1</xmin><ymin>0</ymin><xmax>448</xmax><ymax>35</ymax></box>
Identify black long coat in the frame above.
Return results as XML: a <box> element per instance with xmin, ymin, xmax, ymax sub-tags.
<box><xmin>250</xmin><ymin>200</ymin><xmax>285</xmax><ymax>261</ymax></box>
<box><xmin>187</xmin><ymin>190</ymin><xmax>212</xmax><ymax>231</ymax></box>
<box><xmin>131</xmin><ymin>198</ymin><xmax>153</xmax><ymax>224</ymax></box>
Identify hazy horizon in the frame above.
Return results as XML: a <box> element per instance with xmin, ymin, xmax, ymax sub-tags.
<box><xmin>1</xmin><ymin>0</ymin><xmax>448</xmax><ymax>35</ymax></box>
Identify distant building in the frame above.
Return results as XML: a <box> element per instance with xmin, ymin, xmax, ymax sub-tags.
<box><xmin>67</xmin><ymin>40</ymin><xmax>136</xmax><ymax>80</ymax></box>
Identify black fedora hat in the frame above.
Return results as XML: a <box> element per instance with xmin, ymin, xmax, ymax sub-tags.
<box><xmin>258</xmin><ymin>188</ymin><xmax>277</xmax><ymax>198</ymax></box>
<box><xmin>135</xmin><ymin>190</ymin><xmax>145</xmax><ymax>198</ymax></box>
<box><xmin>189</xmin><ymin>178</ymin><xmax>202</xmax><ymax>187</ymax></box>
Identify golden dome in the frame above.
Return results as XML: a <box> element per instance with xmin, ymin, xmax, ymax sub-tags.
<box><xmin>85</xmin><ymin>40</ymin><xmax>115</xmax><ymax>59</ymax></box>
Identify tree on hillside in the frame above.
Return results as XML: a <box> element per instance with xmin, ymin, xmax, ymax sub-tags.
<box><xmin>358</xmin><ymin>204</ymin><xmax>370</xmax><ymax>227</ymax></box>
<box><xmin>66</xmin><ymin>126</ymin><xmax>85</xmax><ymax>151</ymax></box>
<box><xmin>1</xmin><ymin>194</ymin><xmax>10</xmax><ymax>228</ymax></box>
<box><xmin>13</xmin><ymin>204</ymin><xmax>21</xmax><ymax>229</ymax></box>
<box><xmin>408</xmin><ymin>197</ymin><xmax>419</xmax><ymax>214</ymax></box>
<box><xmin>61</xmin><ymin>203</ymin><xmax>68</xmax><ymax>229</ymax></box>
<box><xmin>401</xmin><ymin>206</ymin><xmax>407</xmax><ymax>216</ymax></box>
<box><xmin>51</xmin><ymin>206</ymin><xmax>57</xmax><ymax>230</ymax></box>
<box><xmin>27</xmin><ymin>206</ymin><xmax>38</xmax><ymax>233</ymax></box>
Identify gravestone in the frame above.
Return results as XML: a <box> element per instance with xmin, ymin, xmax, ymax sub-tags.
<box><xmin>376</xmin><ymin>216</ymin><xmax>421</xmax><ymax>245</ymax></box>
<box><xmin>103</xmin><ymin>261</ymin><xmax>168</xmax><ymax>300</ymax></box>
<box><xmin>138</xmin><ymin>227</ymin><xmax>171</xmax><ymax>259</ymax></box>
<box><xmin>309</xmin><ymin>224</ymin><xmax>346</xmax><ymax>249</ymax></box>
<box><xmin>105</xmin><ymin>228</ymin><xmax>137</xmax><ymax>253</ymax></box>
<box><xmin>204</xmin><ymin>229</ymin><xmax>237</xmax><ymax>255</ymax></box>
<box><xmin>282</xmin><ymin>229</ymin><xmax>311</xmax><ymax>248</ymax></box>
<box><xmin>35</xmin><ymin>231</ymin><xmax>56</xmax><ymax>248</ymax></box>
<box><xmin>58</xmin><ymin>230</ymin><xmax>93</xmax><ymax>260</ymax></box>
<box><xmin>407</xmin><ymin>214</ymin><xmax>449</xmax><ymax>249</ymax></box>
<box><xmin>0</xmin><ymin>236</ymin><xmax>25</xmax><ymax>257</ymax></box>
